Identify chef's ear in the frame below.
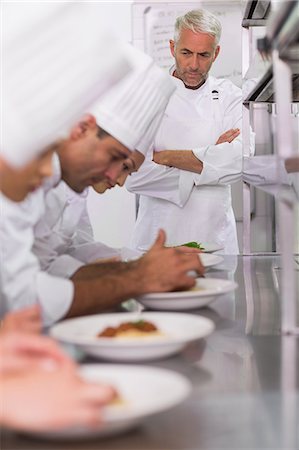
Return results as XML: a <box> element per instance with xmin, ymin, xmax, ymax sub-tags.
<box><xmin>170</xmin><ymin>40</ymin><xmax>175</xmax><ymax>57</ymax></box>
<box><xmin>213</xmin><ymin>45</ymin><xmax>220</xmax><ymax>62</ymax></box>
<box><xmin>70</xmin><ymin>114</ymin><xmax>97</xmax><ymax>140</ymax></box>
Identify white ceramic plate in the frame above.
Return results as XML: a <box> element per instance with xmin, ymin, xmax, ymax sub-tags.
<box><xmin>200</xmin><ymin>242</ymin><xmax>224</xmax><ymax>253</ymax></box>
<box><xmin>137</xmin><ymin>242</ymin><xmax>224</xmax><ymax>254</ymax></box>
<box><xmin>199</xmin><ymin>253</ymin><xmax>223</xmax><ymax>268</ymax></box>
<box><xmin>50</xmin><ymin>312</ymin><xmax>214</xmax><ymax>362</ymax></box>
<box><xmin>137</xmin><ymin>278</ymin><xmax>238</xmax><ymax>311</ymax></box>
<box><xmin>33</xmin><ymin>364</ymin><xmax>191</xmax><ymax>440</ymax></box>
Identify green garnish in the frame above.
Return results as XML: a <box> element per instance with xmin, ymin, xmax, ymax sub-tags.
<box><xmin>132</xmin><ymin>320</ymin><xmax>145</xmax><ymax>327</ymax></box>
<box><xmin>179</xmin><ymin>241</ymin><xmax>204</xmax><ymax>250</ymax></box>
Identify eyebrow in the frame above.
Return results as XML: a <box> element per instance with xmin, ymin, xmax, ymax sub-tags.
<box><xmin>123</xmin><ymin>156</ymin><xmax>136</xmax><ymax>171</ymax></box>
<box><xmin>111</xmin><ymin>147</ymin><xmax>130</xmax><ymax>159</ymax></box>
<box><xmin>128</xmin><ymin>157</ymin><xmax>137</xmax><ymax>171</ymax></box>
<box><xmin>181</xmin><ymin>48</ymin><xmax>211</xmax><ymax>55</ymax></box>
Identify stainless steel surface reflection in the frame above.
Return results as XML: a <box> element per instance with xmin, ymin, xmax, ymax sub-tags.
<box><xmin>2</xmin><ymin>256</ymin><xmax>299</xmax><ymax>450</ymax></box>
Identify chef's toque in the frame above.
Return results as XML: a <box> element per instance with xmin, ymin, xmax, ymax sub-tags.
<box><xmin>1</xmin><ymin>3</ymin><xmax>132</xmax><ymax>168</ymax></box>
<box><xmin>90</xmin><ymin>44</ymin><xmax>176</xmax><ymax>153</ymax></box>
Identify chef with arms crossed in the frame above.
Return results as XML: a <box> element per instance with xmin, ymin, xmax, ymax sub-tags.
<box><xmin>127</xmin><ymin>8</ymin><xmax>254</xmax><ymax>254</ymax></box>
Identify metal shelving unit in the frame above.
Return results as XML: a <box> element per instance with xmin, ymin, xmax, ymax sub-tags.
<box><xmin>242</xmin><ymin>0</ymin><xmax>299</xmax><ymax>333</ymax></box>
<box><xmin>242</xmin><ymin>0</ymin><xmax>270</xmax><ymax>28</ymax></box>
<box><xmin>242</xmin><ymin>5</ymin><xmax>299</xmax><ymax>447</ymax></box>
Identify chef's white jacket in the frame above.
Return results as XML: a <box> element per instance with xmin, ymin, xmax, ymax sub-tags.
<box><xmin>0</xmin><ymin>182</ymin><xmax>74</xmax><ymax>326</ymax></box>
<box><xmin>126</xmin><ymin>74</ymin><xmax>254</xmax><ymax>254</ymax></box>
<box><xmin>0</xmin><ymin>153</ymin><xmax>134</xmax><ymax>325</ymax></box>
<box><xmin>32</xmin><ymin>181</ymin><xmax>122</xmax><ymax>278</ymax></box>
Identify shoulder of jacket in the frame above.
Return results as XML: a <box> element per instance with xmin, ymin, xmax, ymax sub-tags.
<box><xmin>210</xmin><ymin>77</ymin><xmax>241</xmax><ymax>97</ymax></box>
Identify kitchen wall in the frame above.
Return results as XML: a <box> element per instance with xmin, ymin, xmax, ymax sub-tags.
<box><xmin>86</xmin><ymin>1</ymin><xmax>136</xmax><ymax>248</ymax></box>
<box><xmin>88</xmin><ymin>0</ymin><xmax>244</xmax><ymax>249</ymax></box>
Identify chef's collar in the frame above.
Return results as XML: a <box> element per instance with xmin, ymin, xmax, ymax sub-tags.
<box><xmin>42</xmin><ymin>152</ymin><xmax>61</xmax><ymax>193</ymax></box>
<box><xmin>169</xmin><ymin>65</ymin><xmax>210</xmax><ymax>96</ymax></box>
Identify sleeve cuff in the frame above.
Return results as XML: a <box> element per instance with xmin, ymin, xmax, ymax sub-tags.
<box><xmin>68</xmin><ymin>243</ymin><xmax>121</xmax><ymax>263</ymax></box>
<box><xmin>47</xmin><ymin>255</ymin><xmax>85</xmax><ymax>278</ymax></box>
<box><xmin>192</xmin><ymin>146</ymin><xmax>209</xmax><ymax>162</ymax></box>
<box><xmin>36</xmin><ymin>273</ymin><xmax>74</xmax><ymax>326</ymax></box>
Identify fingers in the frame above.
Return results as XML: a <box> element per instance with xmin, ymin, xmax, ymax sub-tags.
<box><xmin>179</xmin><ymin>253</ymin><xmax>205</xmax><ymax>277</ymax></box>
<box><xmin>72</xmin><ymin>407</ymin><xmax>103</xmax><ymax>429</ymax></box>
<box><xmin>2</xmin><ymin>333</ymin><xmax>75</xmax><ymax>369</ymax></box>
<box><xmin>151</xmin><ymin>229</ymin><xmax>166</xmax><ymax>249</ymax></box>
<box><xmin>226</xmin><ymin>129</ymin><xmax>240</xmax><ymax>142</ymax></box>
<box><xmin>175</xmin><ymin>246</ymin><xmax>202</xmax><ymax>254</ymax></box>
<box><xmin>216</xmin><ymin>128</ymin><xmax>240</xmax><ymax>144</ymax></box>
<box><xmin>79</xmin><ymin>382</ymin><xmax>117</xmax><ymax>406</ymax></box>
<box><xmin>0</xmin><ymin>304</ymin><xmax>42</xmax><ymax>335</ymax></box>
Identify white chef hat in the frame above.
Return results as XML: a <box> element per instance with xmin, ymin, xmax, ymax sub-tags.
<box><xmin>1</xmin><ymin>3</ymin><xmax>132</xmax><ymax>168</ymax></box>
<box><xmin>90</xmin><ymin>44</ymin><xmax>176</xmax><ymax>154</ymax></box>
<box><xmin>135</xmin><ymin>110</ymin><xmax>165</xmax><ymax>156</ymax></box>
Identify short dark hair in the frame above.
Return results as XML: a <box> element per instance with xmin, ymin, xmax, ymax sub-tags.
<box><xmin>96</xmin><ymin>126</ymin><xmax>110</xmax><ymax>139</ymax></box>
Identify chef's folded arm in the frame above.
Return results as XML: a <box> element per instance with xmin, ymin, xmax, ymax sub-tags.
<box><xmin>192</xmin><ymin>136</ymin><xmax>243</xmax><ymax>186</ymax></box>
<box><xmin>126</xmin><ymin>135</ymin><xmax>244</xmax><ymax>209</ymax></box>
<box><xmin>126</xmin><ymin>156</ymin><xmax>184</xmax><ymax>206</ymax></box>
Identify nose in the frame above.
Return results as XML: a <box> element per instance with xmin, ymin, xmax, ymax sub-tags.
<box><xmin>116</xmin><ymin>173</ymin><xmax>126</xmax><ymax>187</ymax></box>
<box><xmin>190</xmin><ymin>54</ymin><xmax>199</xmax><ymax>71</ymax></box>
<box><xmin>104</xmin><ymin>161</ymin><xmax>124</xmax><ymax>184</ymax></box>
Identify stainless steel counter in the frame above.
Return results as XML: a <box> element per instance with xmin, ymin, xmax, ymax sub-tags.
<box><xmin>2</xmin><ymin>255</ymin><xmax>299</xmax><ymax>450</ymax></box>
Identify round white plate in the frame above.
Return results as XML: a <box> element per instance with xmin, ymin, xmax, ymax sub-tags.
<box><xmin>137</xmin><ymin>278</ymin><xmax>238</xmax><ymax>311</ymax></box>
<box><xmin>50</xmin><ymin>312</ymin><xmax>214</xmax><ymax>361</ymax></box>
<box><xmin>200</xmin><ymin>242</ymin><xmax>224</xmax><ymax>253</ymax></box>
<box><xmin>199</xmin><ymin>253</ymin><xmax>223</xmax><ymax>268</ymax></box>
<box><xmin>137</xmin><ymin>242</ymin><xmax>224</xmax><ymax>254</ymax></box>
<box><xmin>33</xmin><ymin>364</ymin><xmax>191</xmax><ymax>440</ymax></box>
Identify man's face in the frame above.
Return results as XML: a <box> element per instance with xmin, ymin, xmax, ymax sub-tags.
<box><xmin>170</xmin><ymin>28</ymin><xmax>220</xmax><ymax>89</ymax></box>
<box><xmin>0</xmin><ymin>149</ymin><xmax>53</xmax><ymax>202</ymax></box>
<box><xmin>59</xmin><ymin>122</ymin><xmax>132</xmax><ymax>193</ymax></box>
<box><xmin>93</xmin><ymin>150</ymin><xmax>144</xmax><ymax>194</ymax></box>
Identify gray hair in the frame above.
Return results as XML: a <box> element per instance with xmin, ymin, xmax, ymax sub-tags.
<box><xmin>174</xmin><ymin>9</ymin><xmax>222</xmax><ymax>46</ymax></box>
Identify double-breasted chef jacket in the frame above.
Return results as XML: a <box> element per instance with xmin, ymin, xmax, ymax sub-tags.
<box><xmin>126</xmin><ymin>72</ymin><xmax>254</xmax><ymax>254</ymax></box>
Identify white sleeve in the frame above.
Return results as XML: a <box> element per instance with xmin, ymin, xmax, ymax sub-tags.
<box><xmin>33</xmin><ymin>185</ymin><xmax>120</xmax><ymax>277</ymax></box>
<box><xmin>0</xmin><ymin>194</ymin><xmax>73</xmax><ymax>326</ymax></box>
<box><xmin>243</xmin><ymin>155</ymin><xmax>292</xmax><ymax>185</ymax></box>
<box><xmin>126</xmin><ymin>152</ymin><xmax>188</xmax><ymax>206</ymax></box>
<box><xmin>192</xmin><ymin>137</ymin><xmax>242</xmax><ymax>186</ymax></box>
<box><xmin>33</xmin><ymin>218</ymin><xmax>85</xmax><ymax>278</ymax></box>
<box><xmin>192</xmin><ymin>89</ymin><xmax>244</xmax><ymax>186</ymax></box>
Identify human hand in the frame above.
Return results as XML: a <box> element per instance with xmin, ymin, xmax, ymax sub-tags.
<box><xmin>0</xmin><ymin>304</ymin><xmax>42</xmax><ymax>336</ymax></box>
<box><xmin>136</xmin><ymin>229</ymin><xmax>204</xmax><ymax>293</ymax></box>
<box><xmin>1</xmin><ymin>366</ymin><xmax>116</xmax><ymax>432</ymax></box>
<box><xmin>0</xmin><ymin>332</ymin><xmax>75</xmax><ymax>375</ymax></box>
<box><xmin>216</xmin><ymin>128</ymin><xmax>240</xmax><ymax>145</ymax></box>
<box><xmin>175</xmin><ymin>246</ymin><xmax>202</xmax><ymax>254</ymax></box>
<box><xmin>153</xmin><ymin>150</ymin><xmax>171</xmax><ymax>166</ymax></box>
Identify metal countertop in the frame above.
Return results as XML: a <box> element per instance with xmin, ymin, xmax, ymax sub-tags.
<box><xmin>2</xmin><ymin>255</ymin><xmax>299</xmax><ymax>450</ymax></box>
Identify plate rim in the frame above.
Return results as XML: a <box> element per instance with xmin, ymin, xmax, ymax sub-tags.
<box><xmin>137</xmin><ymin>278</ymin><xmax>238</xmax><ymax>301</ymax></box>
<box><xmin>50</xmin><ymin>311</ymin><xmax>215</xmax><ymax>348</ymax></box>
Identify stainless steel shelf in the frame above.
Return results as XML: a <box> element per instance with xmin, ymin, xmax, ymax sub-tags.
<box><xmin>242</xmin><ymin>0</ymin><xmax>271</xmax><ymax>28</ymax></box>
<box><xmin>243</xmin><ymin>65</ymin><xmax>299</xmax><ymax>105</ymax></box>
